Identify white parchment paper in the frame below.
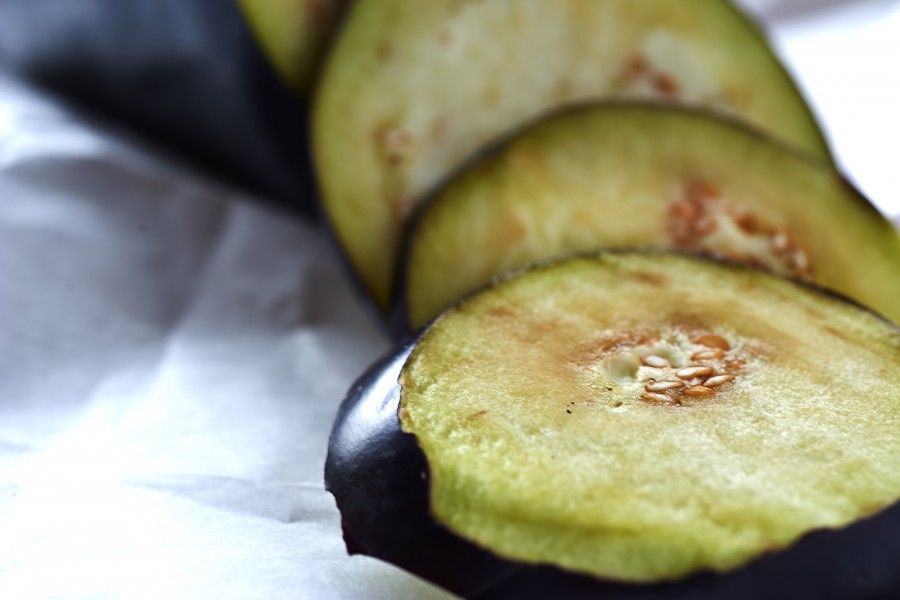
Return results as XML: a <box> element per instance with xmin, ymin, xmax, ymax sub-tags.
<box><xmin>1</xmin><ymin>3</ymin><xmax>898</xmax><ymax>598</ymax></box>
<box><xmin>0</xmin><ymin>76</ymin><xmax>450</xmax><ymax>599</ymax></box>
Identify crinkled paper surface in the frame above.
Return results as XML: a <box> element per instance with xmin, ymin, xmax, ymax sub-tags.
<box><xmin>1</xmin><ymin>2</ymin><xmax>898</xmax><ymax>598</ymax></box>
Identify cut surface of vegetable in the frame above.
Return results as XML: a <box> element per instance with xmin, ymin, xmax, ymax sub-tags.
<box><xmin>237</xmin><ymin>0</ymin><xmax>346</xmax><ymax>94</ymax></box>
<box><xmin>314</xmin><ymin>0</ymin><xmax>829</xmax><ymax>309</ymax></box>
<box><xmin>401</xmin><ymin>104</ymin><xmax>900</xmax><ymax>329</ymax></box>
<box><xmin>399</xmin><ymin>253</ymin><xmax>900</xmax><ymax>582</ymax></box>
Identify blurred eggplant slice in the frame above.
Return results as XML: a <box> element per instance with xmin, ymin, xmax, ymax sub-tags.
<box><xmin>0</xmin><ymin>0</ymin><xmax>313</xmax><ymax>210</ymax></box>
<box><xmin>326</xmin><ymin>252</ymin><xmax>900</xmax><ymax>599</ymax></box>
<box><xmin>313</xmin><ymin>0</ymin><xmax>830</xmax><ymax>310</ymax></box>
<box><xmin>397</xmin><ymin>104</ymin><xmax>900</xmax><ymax>331</ymax></box>
<box><xmin>236</xmin><ymin>0</ymin><xmax>348</xmax><ymax>95</ymax></box>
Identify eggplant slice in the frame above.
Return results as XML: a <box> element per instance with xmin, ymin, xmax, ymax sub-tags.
<box><xmin>327</xmin><ymin>252</ymin><xmax>900</xmax><ymax>598</ymax></box>
<box><xmin>237</xmin><ymin>0</ymin><xmax>347</xmax><ymax>95</ymax></box>
<box><xmin>399</xmin><ymin>104</ymin><xmax>900</xmax><ymax>330</ymax></box>
<box><xmin>313</xmin><ymin>0</ymin><xmax>829</xmax><ymax>310</ymax></box>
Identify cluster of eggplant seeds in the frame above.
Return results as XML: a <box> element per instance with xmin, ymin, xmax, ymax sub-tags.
<box><xmin>668</xmin><ymin>180</ymin><xmax>812</xmax><ymax>278</ymax></box>
<box><xmin>638</xmin><ymin>334</ymin><xmax>737</xmax><ymax>405</ymax></box>
<box><xmin>617</xmin><ymin>53</ymin><xmax>681</xmax><ymax>98</ymax></box>
<box><xmin>376</xmin><ymin>125</ymin><xmax>414</xmax><ymax>167</ymax></box>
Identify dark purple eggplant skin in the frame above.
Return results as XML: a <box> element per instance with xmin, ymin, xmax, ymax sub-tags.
<box><xmin>325</xmin><ymin>341</ymin><xmax>900</xmax><ymax>599</ymax></box>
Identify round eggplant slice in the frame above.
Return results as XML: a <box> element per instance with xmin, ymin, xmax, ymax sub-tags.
<box><xmin>237</xmin><ymin>0</ymin><xmax>347</xmax><ymax>95</ymax></box>
<box><xmin>326</xmin><ymin>252</ymin><xmax>900</xmax><ymax>598</ymax></box>
<box><xmin>313</xmin><ymin>0</ymin><xmax>830</xmax><ymax>310</ymax></box>
<box><xmin>399</xmin><ymin>104</ymin><xmax>900</xmax><ymax>330</ymax></box>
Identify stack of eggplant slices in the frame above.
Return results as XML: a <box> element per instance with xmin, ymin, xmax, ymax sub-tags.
<box><xmin>250</xmin><ymin>0</ymin><xmax>900</xmax><ymax>596</ymax></box>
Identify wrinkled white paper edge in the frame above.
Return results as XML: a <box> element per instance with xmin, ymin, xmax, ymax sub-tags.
<box><xmin>0</xmin><ymin>75</ymin><xmax>450</xmax><ymax>599</ymax></box>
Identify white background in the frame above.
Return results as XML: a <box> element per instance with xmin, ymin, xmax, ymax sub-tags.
<box><xmin>1</xmin><ymin>2</ymin><xmax>898</xmax><ymax>598</ymax></box>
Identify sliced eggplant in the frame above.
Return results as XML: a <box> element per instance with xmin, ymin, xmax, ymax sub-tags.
<box><xmin>326</xmin><ymin>252</ymin><xmax>900</xmax><ymax>598</ymax></box>
<box><xmin>399</xmin><ymin>104</ymin><xmax>900</xmax><ymax>330</ymax></box>
<box><xmin>313</xmin><ymin>0</ymin><xmax>830</xmax><ymax>310</ymax></box>
<box><xmin>237</xmin><ymin>0</ymin><xmax>347</xmax><ymax>95</ymax></box>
